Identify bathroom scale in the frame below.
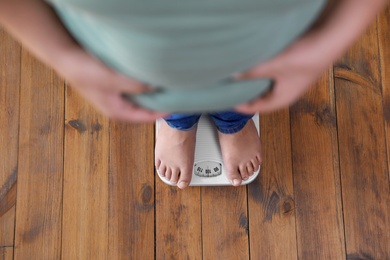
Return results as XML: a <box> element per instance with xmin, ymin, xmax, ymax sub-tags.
<box><xmin>155</xmin><ymin>113</ymin><xmax>260</xmax><ymax>186</ymax></box>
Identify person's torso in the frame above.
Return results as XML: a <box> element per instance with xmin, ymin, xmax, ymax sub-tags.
<box><xmin>47</xmin><ymin>0</ymin><xmax>326</xmax><ymax>112</ymax></box>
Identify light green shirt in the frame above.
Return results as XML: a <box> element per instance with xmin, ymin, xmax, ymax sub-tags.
<box><xmin>48</xmin><ymin>0</ymin><xmax>326</xmax><ymax>112</ymax></box>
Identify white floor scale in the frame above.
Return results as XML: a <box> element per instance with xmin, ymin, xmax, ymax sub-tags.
<box><xmin>156</xmin><ymin>113</ymin><xmax>260</xmax><ymax>186</ymax></box>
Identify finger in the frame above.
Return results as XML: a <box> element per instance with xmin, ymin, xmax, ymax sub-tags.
<box><xmin>235</xmin><ymin>93</ymin><xmax>283</xmax><ymax>114</ymax></box>
<box><xmin>103</xmin><ymin>94</ymin><xmax>169</xmax><ymax>122</ymax></box>
<box><xmin>112</xmin><ymin>105</ymin><xmax>169</xmax><ymax>122</ymax></box>
<box><xmin>87</xmin><ymin>65</ymin><xmax>155</xmax><ymax>94</ymax></box>
<box><xmin>113</xmin><ymin>73</ymin><xmax>155</xmax><ymax>94</ymax></box>
<box><xmin>235</xmin><ymin>99</ymin><xmax>278</xmax><ymax>114</ymax></box>
<box><xmin>234</xmin><ymin>60</ymin><xmax>275</xmax><ymax>80</ymax></box>
<box><xmin>77</xmin><ymin>83</ymin><xmax>168</xmax><ymax>122</ymax></box>
<box><xmin>235</xmin><ymin>80</ymin><xmax>301</xmax><ymax>114</ymax></box>
<box><xmin>234</xmin><ymin>83</ymin><xmax>277</xmax><ymax>113</ymax></box>
<box><xmin>123</xmin><ymin>100</ymin><xmax>170</xmax><ymax>120</ymax></box>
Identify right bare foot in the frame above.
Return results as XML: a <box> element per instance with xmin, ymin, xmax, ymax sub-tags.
<box><xmin>155</xmin><ymin>120</ymin><xmax>197</xmax><ymax>189</ymax></box>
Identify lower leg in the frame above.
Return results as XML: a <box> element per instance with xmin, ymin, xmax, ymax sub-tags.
<box><xmin>209</xmin><ymin>111</ymin><xmax>262</xmax><ymax>186</ymax></box>
<box><xmin>155</xmin><ymin>113</ymin><xmax>201</xmax><ymax>189</ymax></box>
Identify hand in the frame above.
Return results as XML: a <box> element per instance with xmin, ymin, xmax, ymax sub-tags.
<box><xmin>234</xmin><ymin>30</ymin><xmax>333</xmax><ymax>114</ymax></box>
<box><xmin>60</xmin><ymin>50</ymin><xmax>169</xmax><ymax>122</ymax></box>
<box><xmin>234</xmin><ymin>0</ymin><xmax>390</xmax><ymax>114</ymax></box>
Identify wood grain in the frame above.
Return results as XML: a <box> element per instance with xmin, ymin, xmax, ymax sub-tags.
<box><xmin>248</xmin><ymin>111</ymin><xmax>297</xmax><ymax>259</ymax></box>
<box><xmin>0</xmin><ymin>6</ymin><xmax>389</xmax><ymax>259</ymax></box>
<box><xmin>14</xmin><ymin>49</ymin><xmax>64</xmax><ymax>259</ymax></box>
<box><xmin>335</xmin><ymin>20</ymin><xmax>390</xmax><ymax>259</ymax></box>
<box><xmin>377</xmin><ymin>7</ymin><xmax>390</xmax><ymax>256</ymax></box>
<box><xmin>108</xmin><ymin>122</ymin><xmax>155</xmax><ymax>259</ymax></box>
<box><xmin>0</xmin><ymin>247</ymin><xmax>13</xmax><ymax>260</ymax></box>
<box><xmin>202</xmin><ymin>186</ymin><xmax>249</xmax><ymax>260</ymax></box>
<box><xmin>290</xmin><ymin>70</ymin><xmax>345</xmax><ymax>259</ymax></box>
<box><xmin>379</xmin><ymin>5</ymin><xmax>390</xmax><ymax>176</ymax></box>
<box><xmin>0</xmin><ymin>183</ymin><xmax>16</xmax><ymax>242</ymax></box>
<box><xmin>0</xmin><ymin>28</ymin><xmax>20</xmax><ymax>247</ymax></box>
<box><xmin>155</xmin><ymin>183</ymin><xmax>202</xmax><ymax>259</ymax></box>
<box><xmin>61</xmin><ymin>86</ymin><xmax>109</xmax><ymax>259</ymax></box>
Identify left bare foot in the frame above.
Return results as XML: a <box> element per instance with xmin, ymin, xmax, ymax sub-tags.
<box><xmin>218</xmin><ymin>119</ymin><xmax>262</xmax><ymax>186</ymax></box>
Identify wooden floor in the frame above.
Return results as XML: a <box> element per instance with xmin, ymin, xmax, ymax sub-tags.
<box><xmin>1</xmin><ymin>6</ymin><xmax>390</xmax><ymax>260</ymax></box>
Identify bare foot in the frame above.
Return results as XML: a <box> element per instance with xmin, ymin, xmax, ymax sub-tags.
<box><xmin>155</xmin><ymin>120</ymin><xmax>196</xmax><ymax>189</ymax></box>
<box><xmin>218</xmin><ymin>119</ymin><xmax>262</xmax><ymax>186</ymax></box>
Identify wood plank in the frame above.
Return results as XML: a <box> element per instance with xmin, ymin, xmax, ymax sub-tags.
<box><xmin>108</xmin><ymin>122</ymin><xmax>155</xmax><ymax>259</ymax></box>
<box><xmin>379</xmin><ymin>4</ymin><xmax>390</xmax><ymax>176</ymax></box>
<box><xmin>155</xmin><ymin>183</ymin><xmax>202</xmax><ymax>259</ymax></box>
<box><xmin>335</xmin><ymin>20</ymin><xmax>390</xmax><ymax>259</ymax></box>
<box><xmin>248</xmin><ymin>110</ymin><xmax>297</xmax><ymax>259</ymax></box>
<box><xmin>14</xmin><ymin>50</ymin><xmax>64</xmax><ymax>259</ymax></box>
<box><xmin>0</xmin><ymin>247</ymin><xmax>13</xmax><ymax>260</ymax></box>
<box><xmin>61</xmin><ymin>86</ymin><xmax>109</xmax><ymax>259</ymax></box>
<box><xmin>290</xmin><ymin>70</ymin><xmax>345</xmax><ymax>259</ymax></box>
<box><xmin>0</xmin><ymin>186</ymin><xmax>16</xmax><ymax>245</ymax></box>
<box><xmin>202</xmin><ymin>186</ymin><xmax>249</xmax><ymax>260</ymax></box>
<box><xmin>0</xmin><ymin>28</ymin><xmax>20</xmax><ymax>247</ymax></box>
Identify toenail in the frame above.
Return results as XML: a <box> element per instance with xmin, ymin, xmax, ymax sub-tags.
<box><xmin>178</xmin><ymin>181</ymin><xmax>188</xmax><ymax>189</ymax></box>
<box><xmin>232</xmin><ymin>179</ymin><xmax>241</xmax><ymax>186</ymax></box>
<box><xmin>243</xmin><ymin>176</ymin><xmax>249</xmax><ymax>180</ymax></box>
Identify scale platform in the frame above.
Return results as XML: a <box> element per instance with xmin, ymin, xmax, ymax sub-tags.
<box><xmin>156</xmin><ymin>113</ymin><xmax>260</xmax><ymax>186</ymax></box>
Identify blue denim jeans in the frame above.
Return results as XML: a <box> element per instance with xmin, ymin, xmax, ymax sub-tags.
<box><xmin>164</xmin><ymin>111</ymin><xmax>254</xmax><ymax>134</ymax></box>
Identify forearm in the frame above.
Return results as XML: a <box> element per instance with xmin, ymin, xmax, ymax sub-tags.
<box><xmin>0</xmin><ymin>0</ymin><xmax>82</xmax><ymax>74</ymax></box>
<box><xmin>311</xmin><ymin>0</ymin><xmax>389</xmax><ymax>62</ymax></box>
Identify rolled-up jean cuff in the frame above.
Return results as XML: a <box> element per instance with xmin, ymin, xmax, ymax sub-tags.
<box><xmin>165</xmin><ymin>120</ymin><xmax>198</xmax><ymax>131</ymax></box>
<box><xmin>163</xmin><ymin>113</ymin><xmax>201</xmax><ymax>131</ymax></box>
<box><xmin>215</xmin><ymin>120</ymin><xmax>250</xmax><ymax>134</ymax></box>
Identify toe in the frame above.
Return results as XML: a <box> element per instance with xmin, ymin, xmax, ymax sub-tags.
<box><xmin>159</xmin><ymin>164</ymin><xmax>166</xmax><ymax>177</ymax></box>
<box><xmin>155</xmin><ymin>159</ymin><xmax>161</xmax><ymax>168</ymax></box>
<box><xmin>227</xmin><ymin>166</ymin><xmax>242</xmax><ymax>186</ymax></box>
<box><xmin>247</xmin><ymin>162</ymin><xmax>254</xmax><ymax>176</ymax></box>
<box><xmin>165</xmin><ymin>168</ymin><xmax>172</xmax><ymax>180</ymax></box>
<box><xmin>239</xmin><ymin>165</ymin><xmax>249</xmax><ymax>181</ymax></box>
<box><xmin>256</xmin><ymin>153</ymin><xmax>263</xmax><ymax>165</ymax></box>
<box><xmin>251</xmin><ymin>159</ymin><xmax>259</xmax><ymax>168</ymax></box>
<box><xmin>251</xmin><ymin>159</ymin><xmax>259</xmax><ymax>175</ymax></box>
<box><xmin>170</xmin><ymin>168</ymin><xmax>180</xmax><ymax>184</ymax></box>
<box><xmin>177</xmin><ymin>167</ymin><xmax>192</xmax><ymax>189</ymax></box>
